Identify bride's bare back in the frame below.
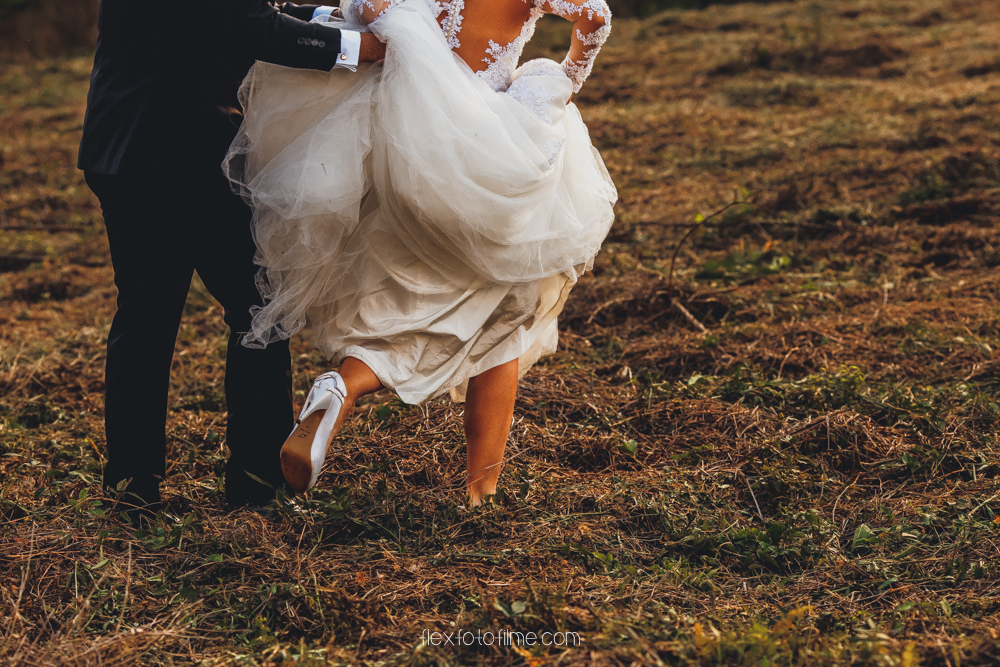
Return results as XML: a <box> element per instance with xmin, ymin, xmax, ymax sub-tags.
<box><xmin>347</xmin><ymin>0</ymin><xmax>611</xmax><ymax>92</ymax></box>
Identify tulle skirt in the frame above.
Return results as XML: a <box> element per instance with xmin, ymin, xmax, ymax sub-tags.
<box><xmin>223</xmin><ymin>0</ymin><xmax>617</xmax><ymax>404</ymax></box>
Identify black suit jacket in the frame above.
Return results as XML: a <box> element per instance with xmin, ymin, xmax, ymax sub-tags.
<box><xmin>79</xmin><ymin>1</ymin><xmax>346</xmax><ymax>175</ymax></box>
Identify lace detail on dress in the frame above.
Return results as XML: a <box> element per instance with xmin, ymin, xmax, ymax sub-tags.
<box><xmin>507</xmin><ymin>74</ymin><xmax>556</xmax><ymax>119</ymax></box>
<box><xmin>542</xmin><ymin>0</ymin><xmax>610</xmax><ymax>21</ymax></box>
<box><xmin>534</xmin><ymin>0</ymin><xmax>611</xmax><ymax>93</ymax></box>
<box><xmin>561</xmin><ymin>26</ymin><xmax>612</xmax><ymax>92</ymax></box>
<box><xmin>479</xmin><ymin>9</ymin><xmax>542</xmax><ymax>93</ymax></box>
<box><xmin>506</xmin><ymin>59</ymin><xmax>562</xmax><ymax>122</ymax></box>
<box><xmin>440</xmin><ymin>0</ymin><xmax>466</xmax><ymax>49</ymax></box>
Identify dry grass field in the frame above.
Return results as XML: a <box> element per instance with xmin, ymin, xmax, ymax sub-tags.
<box><xmin>3</xmin><ymin>0</ymin><xmax>1000</xmax><ymax>664</ymax></box>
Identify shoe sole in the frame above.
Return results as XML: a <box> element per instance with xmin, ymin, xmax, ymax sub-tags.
<box><xmin>280</xmin><ymin>411</ymin><xmax>326</xmax><ymax>494</ymax></box>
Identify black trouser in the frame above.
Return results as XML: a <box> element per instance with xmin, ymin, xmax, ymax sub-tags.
<box><xmin>85</xmin><ymin>169</ymin><xmax>293</xmax><ymax>507</ymax></box>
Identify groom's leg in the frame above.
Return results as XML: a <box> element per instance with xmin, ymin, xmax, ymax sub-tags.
<box><xmin>191</xmin><ymin>173</ymin><xmax>293</xmax><ymax>506</ymax></box>
<box><xmin>85</xmin><ymin>171</ymin><xmax>195</xmax><ymax>509</ymax></box>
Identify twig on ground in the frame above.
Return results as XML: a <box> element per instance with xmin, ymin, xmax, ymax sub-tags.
<box><xmin>668</xmin><ymin>195</ymin><xmax>758</xmax><ymax>290</ymax></box>
<box><xmin>673</xmin><ymin>299</ymin><xmax>708</xmax><ymax>333</ymax></box>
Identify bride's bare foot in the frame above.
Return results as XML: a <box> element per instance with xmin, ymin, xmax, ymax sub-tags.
<box><xmin>465</xmin><ymin>480</ymin><xmax>495</xmax><ymax>507</ymax></box>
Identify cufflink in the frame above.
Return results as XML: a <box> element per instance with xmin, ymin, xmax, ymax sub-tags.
<box><xmin>340</xmin><ymin>54</ymin><xmax>347</xmax><ymax>60</ymax></box>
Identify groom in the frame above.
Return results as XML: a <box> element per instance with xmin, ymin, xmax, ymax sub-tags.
<box><xmin>78</xmin><ymin>0</ymin><xmax>384</xmax><ymax>515</ymax></box>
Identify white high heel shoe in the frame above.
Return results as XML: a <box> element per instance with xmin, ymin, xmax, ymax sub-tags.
<box><xmin>280</xmin><ymin>371</ymin><xmax>348</xmax><ymax>494</ymax></box>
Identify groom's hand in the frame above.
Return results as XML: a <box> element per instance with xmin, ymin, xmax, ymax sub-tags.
<box><xmin>359</xmin><ymin>33</ymin><xmax>387</xmax><ymax>63</ymax></box>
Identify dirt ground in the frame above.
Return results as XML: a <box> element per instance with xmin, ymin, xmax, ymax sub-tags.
<box><xmin>2</xmin><ymin>0</ymin><xmax>1000</xmax><ymax>664</ymax></box>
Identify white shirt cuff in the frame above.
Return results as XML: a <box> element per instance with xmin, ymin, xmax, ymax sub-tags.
<box><xmin>311</xmin><ymin>6</ymin><xmax>336</xmax><ymax>20</ymax></box>
<box><xmin>335</xmin><ymin>29</ymin><xmax>361</xmax><ymax>71</ymax></box>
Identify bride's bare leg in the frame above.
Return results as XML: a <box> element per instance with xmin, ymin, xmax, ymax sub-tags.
<box><xmin>339</xmin><ymin>356</ymin><xmax>385</xmax><ymax>422</ymax></box>
<box><xmin>464</xmin><ymin>358</ymin><xmax>518</xmax><ymax>506</ymax></box>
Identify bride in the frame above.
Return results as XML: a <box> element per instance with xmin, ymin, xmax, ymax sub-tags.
<box><xmin>224</xmin><ymin>0</ymin><xmax>617</xmax><ymax>505</ymax></box>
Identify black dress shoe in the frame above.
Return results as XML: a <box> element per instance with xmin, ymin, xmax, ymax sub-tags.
<box><xmin>224</xmin><ymin>466</ymin><xmax>290</xmax><ymax>510</ymax></box>
<box><xmin>108</xmin><ymin>490</ymin><xmax>162</xmax><ymax>527</ymax></box>
<box><xmin>103</xmin><ymin>478</ymin><xmax>162</xmax><ymax>527</ymax></box>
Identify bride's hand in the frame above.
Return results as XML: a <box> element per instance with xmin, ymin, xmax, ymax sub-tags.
<box><xmin>359</xmin><ymin>32</ymin><xmax>387</xmax><ymax>63</ymax></box>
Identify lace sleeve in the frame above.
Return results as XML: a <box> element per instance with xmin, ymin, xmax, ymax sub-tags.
<box><xmin>534</xmin><ymin>0</ymin><xmax>611</xmax><ymax>93</ymax></box>
<box><xmin>341</xmin><ymin>0</ymin><xmax>403</xmax><ymax>24</ymax></box>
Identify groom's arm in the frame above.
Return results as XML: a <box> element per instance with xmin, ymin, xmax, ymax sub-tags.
<box><xmin>234</xmin><ymin>0</ymin><xmax>383</xmax><ymax>71</ymax></box>
<box><xmin>278</xmin><ymin>4</ymin><xmax>370</xmax><ymax>66</ymax></box>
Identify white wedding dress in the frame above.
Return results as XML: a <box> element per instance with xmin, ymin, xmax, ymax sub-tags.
<box><xmin>223</xmin><ymin>0</ymin><xmax>617</xmax><ymax>404</ymax></box>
